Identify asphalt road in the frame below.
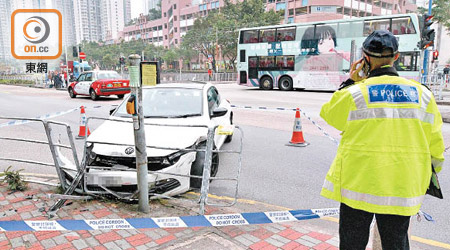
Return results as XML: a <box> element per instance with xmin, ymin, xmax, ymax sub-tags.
<box><xmin>0</xmin><ymin>83</ymin><xmax>449</xmax><ymax>245</ymax></box>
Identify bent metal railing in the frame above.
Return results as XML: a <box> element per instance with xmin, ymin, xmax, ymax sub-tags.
<box><xmin>82</xmin><ymin>117</ymin><xmax>243</xmax><ymax>214</ymax></box>
<box><xmin>0</xmin><ymin>117</ymin><xmax>84</xmax><ymax>215</ymax></box>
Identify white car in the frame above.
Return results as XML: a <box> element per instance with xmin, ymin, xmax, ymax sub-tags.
<box><xmin>60</xmin><ymin>83</ymin><xmax>233</xmax><ymax>198</ymax></box>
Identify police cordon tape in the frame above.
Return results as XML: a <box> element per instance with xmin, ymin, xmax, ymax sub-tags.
<box><xmin>0</xmin><ymin>208</ymin><xmax>339</xmax><ymax>231</ymax></box>
<box><xmin>0</xmin><ymin>106</ymin><xmax>102</xmax><ymax>128</ymax></box>
<box><xmin>230</xmin><ymin>104</ymin><xmax>340</xmax><ymax>146</ymax></box>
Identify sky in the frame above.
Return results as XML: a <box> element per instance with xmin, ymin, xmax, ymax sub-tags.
<box><xmin>131</xmin><ymin>0</ymin><xmax>146</xmax><ymax>19</ymax></box>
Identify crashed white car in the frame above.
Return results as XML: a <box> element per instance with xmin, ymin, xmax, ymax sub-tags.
<box><xmin>62</xmin><ymin>83</ymin><xmax>233</xmax><ymax>198</ymax></box>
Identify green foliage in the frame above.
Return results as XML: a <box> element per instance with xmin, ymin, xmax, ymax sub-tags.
<box><xmin>182</xmin><ymin>0</ymin><xmax>282</xmax><ymax>71</ymax></box>
<box><xmin>0</xmin><ymin>79</ymin><xmax>34</xmax><ymax>85</ymax></box>
<box><xmin>418</xmin><ymin>0</ymin><xmax>450</xmax><ymax>32</ymax></box>
<box><xmin>0</xmin><ymin>166</ymin><xmax>27</xmax><ymax>191</ymax></box>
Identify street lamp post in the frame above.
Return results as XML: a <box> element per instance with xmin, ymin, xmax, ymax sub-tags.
<box><xmin>128</xmin><ymin>54</ymin><xmax>150</xmax><ymax>213</ymax></box>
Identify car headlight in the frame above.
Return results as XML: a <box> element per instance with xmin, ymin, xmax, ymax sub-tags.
<box><xmin>166</xmin><ymin>151</ymin><xmax>187</xmax><ymax>165</ymax></box>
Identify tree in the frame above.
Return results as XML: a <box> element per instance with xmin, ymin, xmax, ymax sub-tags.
<box><xmin>182</xmin><ymin>0</ymin><xmax>282</xmax><ymax>71</ymax></box>
<box><xmin>418</xmin><ymin>0</ymin><xmax>450</xmax><ymax>32</ymax></box>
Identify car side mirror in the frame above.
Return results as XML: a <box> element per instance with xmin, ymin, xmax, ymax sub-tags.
<box><xmin>109</xmin><ymin>105</ymin><xmax>118</xmax><ymax>115</ymax></box>
<box><xmin>211</xmin><ymin>107</ymin><xmax>228</xmax><ymax>118</ymax></box>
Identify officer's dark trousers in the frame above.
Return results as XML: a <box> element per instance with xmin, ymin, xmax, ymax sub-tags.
<box><xmin>339</xmin><ymin>203</ymin><xmax>410</xmax><ymax>250</ymax></box>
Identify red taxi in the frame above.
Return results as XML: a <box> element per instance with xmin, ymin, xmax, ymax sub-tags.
<box><xmin>68</xmin><ymin>71</ymin><xmax>130</xmax><ymax>100</ymax></box>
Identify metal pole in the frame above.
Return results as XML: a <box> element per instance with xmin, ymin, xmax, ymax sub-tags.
<box><xmin>422</xmin><ymin>0</ymin><xmax>433</xmax><ymax>82</ymax></box>
<box><xmin>284</xmin><ymin>0</ymin><xmax>288</xmax><ymax>24</ymax></box>
<box><xmin>129</xmin><ymin>54</ymin><xmax>150</xmax><ymax>213</ymax></box>
<box><xmin>199</xmin><ymin>127</ymin><xmax>215</xmax><ymax>215</ymax></box>
<box><xmin>65</xmin><ymin>45</ymin><xmax>69</xmax><ymax>88</ymax></box>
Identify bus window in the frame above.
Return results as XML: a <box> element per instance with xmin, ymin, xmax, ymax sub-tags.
<box><xmin>276</xmin><ymin>27</ymin><xmax>296</xmax><ymax>41</ymax></box>
<box><xmin>364</xmin><ymin>19</ymin><xmax>390</xmax><ymax>36</ymax></box>
<box><xmin>249</xmin><ymin>57</ymin><xmax>258</xmax><ymax>68</ymax></box>
<box><xmin>276</xmin><ymin>56</ymin><xmax>295</xmax><ymax>71</ymax></box>
<box><xmin>394</xmin><ymin>52</ymin><xmax>419</xmax><ymax>71</ymax></box>
<box><xmin>240</xmin><ymin>50</ymin><xmax>246</xmax><ymax>62</ymax></box>
<box><xmin>337</xmin><ymin>21</ymin><xmax>363</xmax><ymax>38</ymax></box>
<box><xmin>259</xmin><ymin>56</ymin><xmax>275</xmax><ymax>69</ymax></box>
<box><xmin>241</xmin><ymin>30</ymin><xmax>259</xmax><ymax>44</ymax></box>
<box><xmin>260</xmin><ymin>28</ymin><xmax>276</xmax><ymax>43</ymax></box>
<box><xmin>391</xmin><ymin>17</ymin><xmax>416</xmax><ymax>35</ymax></box>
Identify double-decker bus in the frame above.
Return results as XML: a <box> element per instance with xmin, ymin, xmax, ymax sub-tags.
<box><xmin>237</xmin><ymin>14</ymin><xmax>421</xmax><ymax>91</ymax></box>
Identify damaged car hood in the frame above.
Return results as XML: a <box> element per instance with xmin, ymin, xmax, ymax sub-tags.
<box><xmin>86</xmin><ymin>117</ymin><xmax>209</xmax><ymax>157</ymax></box>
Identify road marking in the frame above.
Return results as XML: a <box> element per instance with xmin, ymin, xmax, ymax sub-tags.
<box><xmin>189</xmin><ymin>192</ymin><xmax>450</xmax><ymax>248</ymax></box>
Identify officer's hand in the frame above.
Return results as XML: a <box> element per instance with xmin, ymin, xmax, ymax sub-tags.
<box><xmin>350</xmin><ymin>58</ymin><xmax>367</xmax><ymax>82</ymax></box>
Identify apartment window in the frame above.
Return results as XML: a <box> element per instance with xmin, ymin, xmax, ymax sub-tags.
<box><xmin>175</xmin><ymin>27</ymin><xmax>177</xmax><ymax>32</ymax></box>
<box><xmin>164</xmin><ymin>12</ymin><xmax>166</xmax><ymax>17</ymax></box>
<box><xmin>165</xmin><ymin>35</ymin><xmax>167</xmax><ymax>40</ymax></box>
<box><xmin>289</xmin><ymin>9</ymin><xmax>294</xmax><ymax>15</ymax></box>
<box><xmin>174</xmin><ymin>16</ymin><xmax>177</xmax><ymax>21</ymax></box>
<box><xmin>164</xmin><ymin>23</ymin><xmax>167</xmax><ymax>29</ymax></box>
<box><xmin>158</xmin><ymin>25</ymin><xmax>162</xmax><ymax>30</ymax></box>
<box><xmin>181</xmin><ymin>15</ymin><xmax>185</xmax><ymax>20</ymax></box>
<box><xmin>175</xmin><ymin>39</ymin><xmax>178</xmax><ymax>44</ymax></box>
<box><xmin>295</xmin><ymin>7</ymin><xmax>308</xmax><ymax>15</ymax></box>
<box><xmin>174</xmin><ymin>4</ymin><xmax>176</xmax><ymax>9</ymax></box>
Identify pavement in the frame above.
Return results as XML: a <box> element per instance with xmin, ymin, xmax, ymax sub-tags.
<box><xmin>0</xmin><ymin>181</ymin><xmax>445</xmax><ymax>250</ymax></box>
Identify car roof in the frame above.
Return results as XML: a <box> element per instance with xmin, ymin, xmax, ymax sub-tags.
<box><xmin>82</xmin><ymin>70</ymin><xmax>118</xmax><ymax>74</ymax></box>
<box><xmin>143</xmin><ymin>82</ymin><xmax>211</xmax><ymax>90</ymax></box>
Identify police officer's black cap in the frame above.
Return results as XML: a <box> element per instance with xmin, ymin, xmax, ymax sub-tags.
<box><xmin>362</xmin><ymin>30</ymin><xmax>398</xmax><ymax>58</ymax></box>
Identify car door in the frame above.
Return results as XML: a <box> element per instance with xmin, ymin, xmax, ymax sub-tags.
<box><xmin>74</xmin><ymin>73</ymin><xmax>86</xmax><ymax>95</ymax></box>
<box><xmin>207</xmin><ymin>87</ymin><xmax>229</xmax><ymax>147</ymax></box>
<box><xmin>83</xmin><ymin>72</ymin><xmax>93</xmax><ymax>94</ymax></box>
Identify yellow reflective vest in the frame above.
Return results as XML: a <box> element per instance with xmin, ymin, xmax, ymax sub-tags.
<box><xmin>320</xmin><ymin>75</ymin><xmax>445</xmax><ymax>216</ymax></box>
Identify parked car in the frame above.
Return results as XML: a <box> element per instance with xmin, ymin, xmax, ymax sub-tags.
<box><xmin>59</xmin><ymin>82</ymin><xmax>233</xmax><ymax>198</ymax></box>
<box><xmin>68</xmin><ymin>70</ymin><xmax>130</xmax><ymax>100</ymax></box>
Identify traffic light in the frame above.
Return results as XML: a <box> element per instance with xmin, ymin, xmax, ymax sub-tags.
<box><xmin>420</xmin><ymin>14</ymin><xmax>435</xmax><ymax>49</ymax></box>
<box><xmin>432</xmin><ymin>50</ymin><xmax>439</xmax><ymax>63</ymax></box>
<box><xmin>79</xmin><ymin>45</ymin><xmax>82</xmax><ymax>52</ymax></box>
<box><xmin>72</xmin><ymin>46</ymin><xmax>78</xmax><ymax>57</ymax></box>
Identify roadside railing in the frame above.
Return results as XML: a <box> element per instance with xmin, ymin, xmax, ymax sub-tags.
<box><xmin>161</xmin><ymin>72</ymin><xmax>237</xmax><ymax>82</ymax></box>
<box><xmin>422</xmin><ymin>74</ymin><xmax>449</xmax><ymax>101</ymax></box>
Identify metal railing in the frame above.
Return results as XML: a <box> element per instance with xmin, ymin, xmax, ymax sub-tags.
<box><xmin>421</xmin><ymin>74</ymin><xmax>449</xmax><ymax>101</ymax></box>
<box><xmin>161</xmin><ymin>72</ymin><xmax>237</xmax><ymax>82</ymax></box>
<box><xmin>79</xmin><ymin>117</ymin><xmax>243</xmax><ymax>214</ymax></box>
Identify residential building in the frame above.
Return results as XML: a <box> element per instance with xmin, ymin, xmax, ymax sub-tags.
<box><xmin>121</xmin><ymin>0</ymin><xmax>224</xmax><ymax>48</ymax></box>
<box><xmin>52</xmin><ymin>0</ymin><xmax>77</xmax><ymax>46</ymax></box>
<box><xmin>123</xmin><ymin>0</ymin><xmax>132</xmax><ymax>25</ymax></box>
<box><xmin>266</xmin><ymin>0</ymin><xmax>417</xmax><ymax>24</ymax></box>
<box><xmin>144</xmin><ymin>0</ymin><xmax>161</xmax><ymax>14</ymax></box>
<box><xmin>0</xmin><ymin>1</ymin><xmax>12</xmax><ymax>63</ymax></box>
<box><xmin>102</xmin><ymin>0</ymin><xmax>129</xmax><ymax>42</ymax></box>
<box><xmin>73</xmin><ymin>0</ymin><xmax>103</xmax><ymax>43</ymax></box>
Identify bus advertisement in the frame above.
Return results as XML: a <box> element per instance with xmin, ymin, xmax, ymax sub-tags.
<box><xmin>237</xmin><ymin>14</ymin><xmax>421</xmax><ymax>91</ymax></box>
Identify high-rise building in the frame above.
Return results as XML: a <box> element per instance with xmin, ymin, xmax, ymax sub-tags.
<box><xmin>52</xmin><ymin>0</ymin><xmax>77</xmax><ymax>46</ymax></box>
<box><xmin>102</xmin><ymin>0</ymin><xmax>131</xmax><ymax>42</ymax></box>
<box><xmin>73</xmin><ymin>0</ymin><xmax>103</xmax><ymax>43</ymax></box>
<box><xmin>144</xmin><ymin>0</ymin><xmax>161</xmax><ymax>15</ymax></box>
<box><xmin>0</xmin><ymin>1</ymin><xmax>12</xmax><ymax>62</ymax></box>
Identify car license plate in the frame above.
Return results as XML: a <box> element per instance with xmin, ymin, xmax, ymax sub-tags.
<box><xmin>115</xmin><ymin>83</ymin><xmax>121</xmax><ymax>87</ymax></box>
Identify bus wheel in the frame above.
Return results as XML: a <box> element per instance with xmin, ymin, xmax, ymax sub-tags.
<box><xmin>279</xmin><ymin>76</ymin><xmax>293</xmax><ymax>91</ymax></box>
<box><xmin>260</xmin><ymin>76</ymin><xmax>273</xmax><ymax>90</ymax></box>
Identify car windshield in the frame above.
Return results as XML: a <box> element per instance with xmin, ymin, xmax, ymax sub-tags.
<box><xmin>97</xmin><ymin>71</ymin><xmax>121</xmax><ymax>80</ymax></box>
<box><xmin>114</xmin><ymin>88</ymin><xmax>203</xmax><ymax>118</ymax></box>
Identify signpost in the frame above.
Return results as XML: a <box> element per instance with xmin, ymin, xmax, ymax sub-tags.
<box><xmin>79</xmin><ymin>52</ymin><xmax>86</xmax><ymax>60</ymax></box>
<box><xmin>128</xmin><ymin>54</ymin><xmax>150</xmax><ymax>213</ymax></box>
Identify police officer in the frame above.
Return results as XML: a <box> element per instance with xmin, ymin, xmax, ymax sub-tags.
<box><xmin>320</xmin><ymin>30</ymin><xmax>445</xmax><ymax>249</ymax></box>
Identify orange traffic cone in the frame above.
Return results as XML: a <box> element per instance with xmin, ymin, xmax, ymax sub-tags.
<box><xmin>76</xmin><ymin>106</ymin><xmax>90</xmax><ymax>139</ymax></box>
<box><xmin>286</xmin><ymin>108</ymin><xmax>309</xmax><ymax>147</ymax></box>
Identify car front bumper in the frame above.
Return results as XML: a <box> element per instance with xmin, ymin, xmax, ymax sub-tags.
<box><xmin>57</xmin><ymin>150</ymin><xmax>196</xmax><ymax>199</ymax></box>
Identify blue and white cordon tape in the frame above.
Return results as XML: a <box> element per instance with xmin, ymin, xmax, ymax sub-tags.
<box><xmin>0</xmin><ymin>208</ymin><xmax>339</xmax><ymax>231</ymax></box>
<box><xmin>230</xmin><ymin>104</ymin><xmax>340</xmax><ymax>146</ymax></box>
<box><xmin>0</xmin><ymin>106</ymin><xmax>102</xmax><ymax>128</ymax></box>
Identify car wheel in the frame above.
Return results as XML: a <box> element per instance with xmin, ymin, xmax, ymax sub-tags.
<box><xmin>190</xmin><ymin>149</ymin><xmax>219</xmax><ymax>189</ymax></box>
<box><xmin>117</xmin><ymin>94</ymin><xmax>124</xmax><ymax>99</ymax></box>
<box><xmin>90</xmin><ymin>89</ymin><xmax>98</xmax><ymax>100</ymax></box>
<box><xmin>224</xmin><ymin>112</ymin><xmax>233</xmax><ymax>143</ymax></box>
<box><xmin>68</xmin><ymin>88</ymin><xmax>76</xmax><ymax>98</ymax></box>
<box><xmin>260</xmin><ymin>76</ymin><xmax>273</xmax><ymax>90</ymax></box>
<box><xmin>279</xmin><ymin>76</ymin><xmax>293</xmax><ymax>91</ymax></box>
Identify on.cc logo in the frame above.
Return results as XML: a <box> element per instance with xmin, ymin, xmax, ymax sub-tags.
<box><xmin>23</xmin><ymin>16</ymin><xmax>50</xmax><ymax>44</ymax></box>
